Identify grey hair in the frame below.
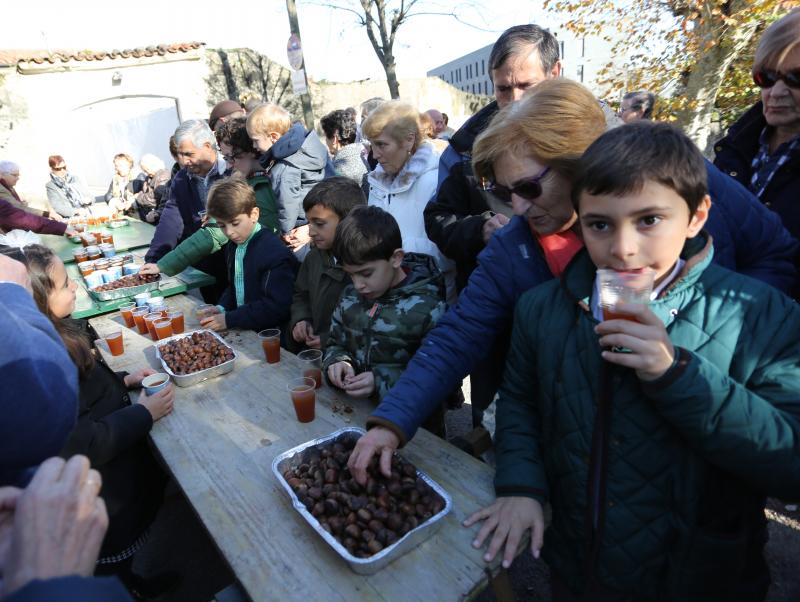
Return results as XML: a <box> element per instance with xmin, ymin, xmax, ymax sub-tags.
<box><xmin>489</xmin><ymin>25</ymin><xmax>560</xmax><ymax>81</ymax></box>
<box><xmin>174</xmin><ymin>119</ymin><xmax>217</xmax><ymax>149</ymax></box>
<box><xmin>139</xmin><ymin>153</ymin><xmax>165</xmax><ymax>173</ymax></box>
<box><xmin>0</xmin><ymin>160</ymin><xmax>19</xmax><ymax>175</ymax></box>
<box><xmin>622</xmin><ymin>91</ymin><xmax>656</xmax><ymax>119</ymax></box>
<box><xmin>359</xmin><ymin>97</ymin><xmax>385</xmax><ymax>117</ymax></box>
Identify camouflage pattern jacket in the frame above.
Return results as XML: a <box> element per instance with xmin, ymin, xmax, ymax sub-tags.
<box><xmin>322</xmin><ymin>253</ymin><xmax>446</xmax><ymax>400</ymax></box>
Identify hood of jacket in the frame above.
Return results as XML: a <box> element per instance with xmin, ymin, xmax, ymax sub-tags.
<box><xmin>379</xmin><ymin>251</ymin><xmax>445</xmax><ymax>303</ymax></box>
<box><xmin>263</xmin><ymin>123</ymin><xmax>329</xmax><ymax>171</ymax></box>
<box><xmin>367</xmin><ymin>142</ymin><xmax>439</xmax><ymax>195</ymax></box>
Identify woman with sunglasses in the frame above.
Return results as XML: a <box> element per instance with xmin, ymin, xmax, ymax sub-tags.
<box><xmin>714</xmin><ymin>8</ymin><xmax>800</xmax><ymax>274</ymax></box>
<box><xmin>45</xmin><ymin>155</ymin><xmax>94</xmax><ymax>218</ymax></box>
<box><xmin>348</xmin><ymin>77</ymin><xmax>799</xmax><ymax>484</ymax></box>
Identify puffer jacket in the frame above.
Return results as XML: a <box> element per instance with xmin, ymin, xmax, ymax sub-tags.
<box><xmin>261</xmin><ymin>123</ymin><xmax>332</xmax><ymax>234</ymax></box>
<box><xmin>322</xmin><ymin>253</ymin><xmax>446</xmax><ymax>400</ymax></box>
<box><xmin>367</xmin><ymin>189</ymin><xmax>798</xmax><ymax>444</ymax></box>
<box><xmin>494</xmin><ymin>236</ymin><xmax>800</xmax><ymax>600</ymax></box>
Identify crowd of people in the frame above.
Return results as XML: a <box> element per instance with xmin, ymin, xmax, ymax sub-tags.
<box><xmin>1</xmin><ymin>9</ymin><xmax>799</xmax><ymax>602</ymax></box>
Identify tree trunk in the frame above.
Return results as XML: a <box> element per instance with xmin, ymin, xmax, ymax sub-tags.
<box><xmin>383</xmin><ymin>55</ymin><xmax>400</xmax><ymax>99</ymax></box>
<box><xmin>216</xmin><ymin>49</ymin><xmax>239</xmax><ymax>102</ymax></box>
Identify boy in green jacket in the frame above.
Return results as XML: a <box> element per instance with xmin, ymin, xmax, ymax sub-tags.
<box><xmin>289</xmin><ymin>177</ymin><xmax>365</xmax><ymax>351</ymax></box>
<box><xmin>466</xmin><ymin>122</ymin><xmax>800</xmax><ymax>601</ymax></box>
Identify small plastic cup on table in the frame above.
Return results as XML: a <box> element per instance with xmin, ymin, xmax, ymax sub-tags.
<box><xmin>119</xmin><ymin>302</ymin><xmax>137</xmax><ymax>328</ymax></box>
<box><xmin>154</xmin><ymin>319</ymin><xmax>173</xmax><ymax>341</ymax></box>
<box><xmin>78</xmin><ymin>262</ymin><xmax>94</xmax><ymax>277</ymax></box>
<box><xmin>100</xmin><ymin>232</ymin><xmax>114</xmax><ymax>245</ymax></box>
<box><xmin>287</xmin><ymin>377</ymin><xmax>316</xmax><ymax>423</ymax></box>
<box><xmin>134</xmin><ymin>292</ymin><xmax>151</xmax><ymax>307</ymax></box>
<box><xmin>142</xmin><ymin>373</ymin><xmax>171</xmax><ymax>396</ymax></box>
<box><xmin>168</xmin><ymin>310</ymin><xmax>185</xmax><ymax>334</ymax></box>
<box><xmin>145</xmin><ymin>312</ymin><xmax>163</xmax><ymax>340</ymax></box>
<box><xmin>258</xmin><ymin>329</ymin><xmax>281</xmax><ymax>364</ymax></box>
<box><xmin>297</xmin><ymin>349</ymin><xmax>323</xmax><ymax>389</ymax></box>
<box><xmin>132</xmin><ymin>307</ymin><xmax>150</xmax><ymax>335</ymax></box>
<box><xmin>92</xmin><ymin>231</ymin><xmax>103</xmax><ymax>244</ymax></box>
<box><xmin>597</xmin><ymin>268</ymin><xmax>655</xmax><ymax>322</ymax></box>
<box><xmin>105</xmin><ymin>331</ymin><xmax>124</xmax><ymax>356</ymax></box>
<box><xmin>149</xmin><ymin>303</ymin><xmax>168</xmax><ymax>318</ymax></box>
<box><xmin>72</xmin><ymin>248</ymin><xmax>89</xmax><ymax>263</ymax></box>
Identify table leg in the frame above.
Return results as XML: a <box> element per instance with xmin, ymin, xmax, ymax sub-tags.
<box><xmin>487</xmin><ymin>566</ymin><xmax>516</xmax><ymax>602</ymax></box>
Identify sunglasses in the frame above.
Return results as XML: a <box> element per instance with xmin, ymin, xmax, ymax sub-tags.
<box><xmin>53</xmin><ymin>165</ymin><xmax>67</xmax><ymax>171</ymax></box>
<box><xmin>485</xmin><ymin>166</ymin><xmax>551</xmax><ymax>203</ymax></box>
<box><xmin>753</xmin><ymin>69</ymin><xmax>800</xmax><ymax>90</ymax></box>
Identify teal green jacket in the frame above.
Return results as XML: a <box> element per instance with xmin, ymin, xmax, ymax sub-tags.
<box><xmin>155</xmin><ymin>174</ymin><xmax>279</xmax><ymax>276</ymax></box>
<box><xmin>495</xmin><ymin>235</ymin><xmax>800</xmax><ymax>601</ymax></box>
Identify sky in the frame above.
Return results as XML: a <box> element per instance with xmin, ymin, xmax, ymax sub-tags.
<box><xmin>5</xmin><ymin>0</ymin><xmax>562</xmax><ymax>83</ymax></box>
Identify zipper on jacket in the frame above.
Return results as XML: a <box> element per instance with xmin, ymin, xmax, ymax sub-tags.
<box><xmin>364</xmin><ymin>302</ymin><xmax>380</xmax><ymax>371</ymax></box>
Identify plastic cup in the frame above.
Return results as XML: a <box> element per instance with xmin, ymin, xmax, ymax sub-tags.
<box><xmin>100</xmin><ymin>232</ymin><xmax>114</xmax><ymax>245</ymax></box>
<box><xmin>134</xmin><ymin>292</ymin><xmax>151</xmax><ymax>307</ymax></box>
<box><xmin>154</xmin><ymin>319</ymin><xmax>173</xmax><ymax>340</ymax></box>
<box><xmin>149</xmin><ymin>303</ymin><xmax>168</xmax><ymax>317</ymax></box>
<box><xmin>288</xmin><ymin>377</ymin><xmax>316</xmax><ymax>423</ymax></box>
<box><xmin>105</xmin><ymin>266</ymin><xmax>123</xmax><ymax>282</ymax></box>
<box><xmin>142</xmin><ymin>373</ymin><xmax>171</xmax><ymax>396</ymax></box>
<box><xmin>298</xmin><ymin>349</ymin><xmax>323</xmax><ymax>389</ymax></box>
<box><xmin>597</xmin><ymin>268</ymin><xmax>655</xmax><ymax>321</ymax></box>
<box><xmin>123</xmin><ymin>263</ymin><xmax>141</xmax><ymax>276</ymax></box>
<box><xmin>84</xmin><ymin>272</ymin><xmax>104</xmax><ymax>289</ymax></box>
<box><xmin>147</xmin><ymin>296</ymin><xmax>165</xmax><ymax>310</ymax></box>
<box><xmin>78</xmin><ymin>262</ymin><xmax>94</xmax><ymax>277</ymax></box>
<box><xmin>92</xmin><ymin>231</ymin><xmax>103</xmax><ymax>244</ymax></box>
<box><xmin>132</xmin><ymin>307</ymin><xmax>150</xmax><ymax>334</ymax></box>
<box><xmin>72</xmin><ymin>248</ymin><xmax>89</xmax><ymax>263</ymax></box>
<box><xmin>105</xmin><ymin>330</ymin><xmax>124</xmax><ymax>356</ymax></box>
<box><xmin>258</xmin><ymin>329</ymin><xmax>281</xmax><ymax>364</ymax></box>
<box><xmin>168</xmin><ymin>310</ymin><xmax>185</xmax><ymax>334</ymax></box>
<box><xmin>144</xmin><ymin>312</ymin><xmax>162</xmax><ymax>340</ymax></box>
<box><xmin>195</xmin><ymin>303</ymin><xmax>217</xmax><ymax>321</ymax></box>
<box><xmin>119</xmin><ymin>302</ymin><xmax>137</xmax><ymax>328</ymax></box>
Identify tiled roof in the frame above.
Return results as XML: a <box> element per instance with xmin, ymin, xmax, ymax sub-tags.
<box><xmin>0</xmin><ymin>42</ymin><xmax>205</xmax><ymax>67</ymax></box>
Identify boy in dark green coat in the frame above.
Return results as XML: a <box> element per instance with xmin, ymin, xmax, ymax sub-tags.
<box><xmin>289</xmin><ymin>177</ymin><xmax>365</xmax><ymax>351</ymax></box>
<box><xmin>466</xmin><ymin>122</ymin><xmax>800</xmax><ymax>601</ymax></box>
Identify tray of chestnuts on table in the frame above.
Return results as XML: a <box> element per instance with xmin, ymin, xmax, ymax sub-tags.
<box><xmin>88</xmin><ymin>273</ymin><xmax>161</xmax><ymax>301</ymax></box>
<box><xmin>155</xmin><ymin>330</ymin><xmax>237</xmax><ymax>387</ymax></box>
<box><xmin>272</xmin><ymin>427</ymin><xmax>451</xmax><ymax>574</ymax></box>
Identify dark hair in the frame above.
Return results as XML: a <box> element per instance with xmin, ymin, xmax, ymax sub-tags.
<box><xmin>572</xmin><ymin>121</ymin><xmax>708</xmax><ymax>215</ymax></box>
<box><xmin>48</xmin><ymin>155</ymin><xmax>65</xmax><ymax>169</ymax></box>
<box><xmin>0</xmin><ymin>244</ymin><xmax>95</xmax><ymax>377</ymax></box>
<box><xmin>169</xmin><ymin>135</ymin><xmax>178</xmax><ymax>159</ymax></box>
<box><xmin>333</xmin><ymin>206</ymin><xmax>402</xmax><ymax>265</ymax></box>
<box><xmin>302</xmin><ymin>176</ymin><xmax>366</xmax><ymax>218</ymax></box>
<box><xmin>207</xmin><ymin>178</ymin><xmax>257</xmax><ymax>221</ymax></box>
<box><xmin>215</xmin><ymin>117</ymin><xmax>256</xmax><ymax>155</ymax></box>
<box><xmin>320</xmin><ymin>110</ymin><xmax>358</xmax><ymax>146</ymax></box>
<box><xmin>441</xmin><ymin>112</ymin><xmax>449</xmax><ymax>125</ymax></box>
<box><xmin>489</xmin><ymin>25</ymin><xmax>560</xmax><ymax>81</ymax></box>
<box><xmin>622</xmin><ymin>91</ymin><xmax>656</xmax><ymax>119</ymax></box>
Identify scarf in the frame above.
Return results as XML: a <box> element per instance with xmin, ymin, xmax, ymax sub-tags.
<box><xmin>50</xmin><ymin>173</ymin><xmax>84</xmax><ymax>208</ymax></box>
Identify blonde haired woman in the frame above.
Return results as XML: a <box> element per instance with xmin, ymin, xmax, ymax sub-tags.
<box><xmin>362</xmin><ymin>100</ymin><xmax>454</xmax><ymax>298</ymax></box>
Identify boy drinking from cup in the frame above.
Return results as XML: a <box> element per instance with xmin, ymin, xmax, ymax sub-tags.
<box><xmin>322</xmin><ymin>206</ymin><xmax>447</xmax><ymax>408</ymax></box>
<box><xmin>465</xmin><ymin>122</ymin><xmax>800</xmax><ymax>600</ymax></box>
<box><xmin>198</xmin><ymin>179</ymin><xmax>298</xmax><ymax>332</ymax></box>
<box><xmin>290</xmin><ymin>177</ymin><xmax>365</xmax><ymax>350</ymax></box>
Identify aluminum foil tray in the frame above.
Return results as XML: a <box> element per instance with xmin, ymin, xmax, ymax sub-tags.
<box><xmin>272</xmin><ymin>427</ymin><xmax>452</xmax><ymax>575</ymax></box>
<box><xmin>154</xmin><ymin>329</ymin><xmax>237</xmax><ymax>387</ymax></box>
<box><xmin>87</xmin><ymin>277</ymin><xmax>161</xmax><ymax>301</ymax></box>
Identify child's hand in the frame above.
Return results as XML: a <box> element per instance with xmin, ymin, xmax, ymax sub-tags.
<box><xmin>595</xmin><ymin>303</ymin><xmax>675</xmax><ymax>381</ymax></box>
<box><xmin>327</xmin><ymin>361</ymin><xmax>354</xmax><ymax>389</ymax></box>
<box><xmin>139</xmin><ymin>263</ymin><xmax>160</xmax><ymax>276</ymax></box>
<box><xmin>305</xmin><ymin>334</ymin><xmax>321</xmax><ymax>349</ymax></box>
<box><xmin>463</xmin><ymin>496</ymin><xmax>545</xmax><ymax>569</ymax></box>
<box><xmin>343</xmin><ymin>371</ymin><xmax>375</xmax><ymax>398</ymax></box>
<box><xmin>123</xmin><ymin>367</ymin><xmax>156</xmax><ymax>388</ymax></box>
<box><xmin>136</xmin><ymin>384</ymin><xmax>175</xmax><ymax>421</ymax></box>
<box><xmin>292</xmin><ymin>320</ymin><xmax>313</xmax><ymax>343</ymax></box>
<box><xmin>200</xmin><ymin>313</ymin><xmax>226</xmax><ymax>332</ymax></box>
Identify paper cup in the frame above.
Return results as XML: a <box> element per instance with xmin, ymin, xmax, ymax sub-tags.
<box><xmin>142</xmin><ymin>373</ymin><xmax>171</xmax><ymax>396</ymax></box>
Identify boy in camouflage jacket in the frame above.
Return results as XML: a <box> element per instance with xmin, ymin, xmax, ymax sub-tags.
<box><xmin>323</xmin><ymin>206</ymin><xmax>446</xmax><ymax>401</ymax></box>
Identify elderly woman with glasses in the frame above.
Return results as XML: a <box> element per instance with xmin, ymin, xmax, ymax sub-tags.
<box><xmin>45</xmin><ymin>155</ymin><xmax>94</xmax><ymax>218</ymax></box>
<box><xmin>714</xmin><ymin>8</ymin><xmax>800</xmax><ymax>260</ymax></box>
<box><xmin>348</xmin><ymin>78</ymin><xmax>799</xmax><ymax>488</ymax></box>
<box><xmin>0</xmin><ymin>160</ymin><xmax>57</xmax><ymax>218</ymax></box>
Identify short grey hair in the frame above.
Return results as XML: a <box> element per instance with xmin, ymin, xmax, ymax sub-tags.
<box><xmin>139</xmin><ymin>153</ymin><xmax>165</xmax><ymax>174</ymax></box>
<box><xmin>0</xmin><ymin>160</ymin><xmax>19</xmax><ymax>176</ymax></box>
<box><xmin>174</xmin><ymin>119</ymin><xmax>217</xmax><ymax>149</ymax></box>
<box><xmin>359</xmin><ymin>97</ymin><xmax>385</xmax><ymax>117</ymax></box>
<box><xmin>489</xmin><ymin>25</ymin><xmax>560</xmax><ymax>81</ymax></box>
<box><xmin>622</xmin><ymin>91</ymin><xmax>656</xmax><ymax>119</ymax></box>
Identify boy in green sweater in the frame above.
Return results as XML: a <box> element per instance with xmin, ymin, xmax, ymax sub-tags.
<box><xmin>466</xmin><ymin>122</ymin><xmax>800</xmax><ymax>600</ymax></box>
<box><xmin>289</xmin><ymin>177</ymin><xmax>365</xmax><ymax>350</ymax></box>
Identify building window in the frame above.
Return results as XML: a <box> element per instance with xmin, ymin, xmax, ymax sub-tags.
<box><xmin>577</xmin><ymin>64</ymin><xmax>584</xmax><ymax>83</ymax></box>
<box><xmin>475</xmin><ymin>61</ymin><xmax>479</xmax><ymax>77</ymax></box>
<box><xmin>482</xmin><ymin>59</ymin><xmax>485</xmax><ymax>75</ymax></box>
<box><xmin>560</xmin><ymin>41</ymin><xmax>565</xmax><ymax>60</ymax></box>
<box><xmin>581</xmin><ymin>38</ymin><xmax>586</xmax><ymax>58</ymax></box>
<box><xmin>459</xmin><ymin>67</ymin><xmax>462</xmax><ymax>82</ymax></box>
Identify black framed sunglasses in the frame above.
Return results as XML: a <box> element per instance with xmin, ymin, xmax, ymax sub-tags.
<box><xmin>484</xmin><ymin>166</ymin><xmax>551</xmax><ymax>203</ymax></box>
<box><xmin>753</xmin><ymin>68</ymin><xmax>800</xmax><ymax>90</ymax></box>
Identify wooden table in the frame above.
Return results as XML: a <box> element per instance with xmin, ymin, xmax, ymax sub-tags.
<box><xmin>40</xmin><ymin>218</ymin><xmax>156</xmax><ymax>263</ymax></box>
<box><xmin>90</xmin><ymin>295</ymin><xmax>507</xmax><ymax>601</ymax></box>
<box><xmin>68</xmin><ymin>250</ymin><xmax>215</xmax><ymax>319</ymax></box>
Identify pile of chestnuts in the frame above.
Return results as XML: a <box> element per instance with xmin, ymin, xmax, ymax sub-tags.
<box><xmin>283</xmin><ymin>437</ymin><xmax>445</xmax><ymax>558</ymax></box>
<box><xmin>92</xmin><ymin>273</ymin><xmax>159</xmax><ymax>292</ymax></box>
<box><xmin>158</xmin><ymin>331</ymin><xmax>234</xmax><ymax>375</ymax></box>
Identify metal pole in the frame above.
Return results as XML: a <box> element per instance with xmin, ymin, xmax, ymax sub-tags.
<box><xmin>286</xmin><ymin>0</ymin><xmax>315</xmax><ymax>130</ymax></box>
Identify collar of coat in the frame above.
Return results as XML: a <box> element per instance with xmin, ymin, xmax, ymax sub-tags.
<box><xmin>368</xmin><ymin>142</ymin><xmax>438</xmax><ymax>193</ymax></box>
<box><xmin>562</xmin><ymin>231</ymin><xmax>715</xmax><ymax>313</ymax></box>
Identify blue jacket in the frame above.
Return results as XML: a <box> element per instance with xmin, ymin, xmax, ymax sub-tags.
<box><xmin>145</xmin><ymin>163</ymin><xmax>228</xmax><ymax>263</ymax></box>
<box><xmin>4</xmin><ymin>576</ymin><xmax>132</xmax><ymax>601</ymax></box>
<box><xmin>218</xmin><ymin>228</ymin><xmax>299</xmax><ymax>331</ymax></box>
<box><xmin>0</xmin><ymin>283</ymin><xmax>78</xmax><ymax>486</ymax></box>
<box><xmin>368</xmin><ymin>164</ymin><xmax>800</xmax><ymax>442</ymax></box>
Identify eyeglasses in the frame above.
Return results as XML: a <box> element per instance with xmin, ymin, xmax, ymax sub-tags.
<box><xmin>53</xmin><ymin>165</ymin><xmax>67</xmax><ymax>172</ymax></box>
<box><xmin>484</xmin><ymin>166</ymin><xmax>551</xmax><ymax>203</ymax></box>
<box><xmin>753</xmin><ymin>69</ymin><xmax>800</xmax><ymax>90</ymax></box>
